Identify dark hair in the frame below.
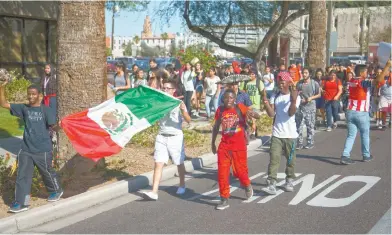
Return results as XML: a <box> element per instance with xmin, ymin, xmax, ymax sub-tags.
<box><xmin>223</xmin><ymin>88</ymin><xmax>237</xmax><ymax>98</ymax></box>
<box><xmin>163</xmin><ymin>79</ymin><xmax>176</xmax><ymax>88</ymax></box>
<box><xmin>149</xmin><ymin>58</ymin><xmax>157</xmax><ymax>64</ymax></box>
<box><xmin>115</xmin><ymin>61</ymin><xmax>128</xmax><ymax>78</ymax></box>
<box><xmin>132</xmin><ymin>64</ymin><xmax>138</xmax><ymax>69</ymax></box>
<box><xmin>302</xmin><ymin>67</ymin><xmax>311</xmax><ymax>74</ymax></box>
<box><xmin>27</xmin><ymin>84</ymin><xmax>42</xmax><ymax>94</ymax></box>
<box><xmin>165</xmin><ymin>64</ymin><xmax>175</xmax><ymax>74</ymax></box>
<box><xmin>209</xmin><ymin>66</ymin><xmax>217</xmax><ymax>74</ymax></box>
<box><xmin>329</xmin><ymin>70</ymin><xmax>337</xmax><ymax>76</ymax></box>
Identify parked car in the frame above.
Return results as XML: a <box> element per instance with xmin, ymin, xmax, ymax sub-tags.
<box><xmin>106</xmin><ymin>60</ymin><xmax>117</xmax><ymax>73</ymax></box>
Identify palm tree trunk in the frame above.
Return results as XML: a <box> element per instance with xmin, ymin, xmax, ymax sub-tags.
<box><xmin>57</xmin><ymin>1</ymin><xmax>106</xmax><ymax>163</ymax></box>
<box><xmin>306</xmin><ymin>0</ymin><xmax>327</xmax><ymax>69</ymax></box>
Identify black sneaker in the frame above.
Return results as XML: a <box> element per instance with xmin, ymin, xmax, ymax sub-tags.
<box><xmin>340</xmin><ymin>157</ymin><xmax>355</xmax><ymax>165</ymax></box>
<box><xmin>304</xmin><ymin>143</ymin><xmax>314</xmax><ymax>149</ymax></box>
<box><xmin>245</xmin><ymin>185</ymin><xmax>253</xmax><ymax>199</ymax></box>
<box><xmin>363</xmin><ymin>155</ymin><xmax>374</xmax><ymax>162</ymax></box>
<box><xmin>215</xmin><ymin>198</ymin><xmax>230</xmax><ymax>210</ymax></box>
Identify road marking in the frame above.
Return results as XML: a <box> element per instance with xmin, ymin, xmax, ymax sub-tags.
<box><xmin>289</xmin><ymin>174</ymin><xmax>341</xmax><ymax>205</ymax></box>
<box><xmin>307</xmin><ymin>175</ymin><xmax>381</xmax><ymax>207</ymax></box>
<box><xmin>368</xmin><ymin>208</ymin><xmax>391</xmax><ymax>234</ymax></box>
<box><xmin>257</xmin><ymin>173</ymin><xmax>303</xmax><ymax>203</ymax></box>
<box><xmin>187</xmin><ymin>172</ymin><xmax>265</xmax><ymax>201</ymax></box>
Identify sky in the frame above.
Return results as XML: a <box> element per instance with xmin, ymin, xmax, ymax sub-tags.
<box><xmin>105</xmin><ymin>1</ymin><xmax>184</xmax><ymax>37</ymax></box>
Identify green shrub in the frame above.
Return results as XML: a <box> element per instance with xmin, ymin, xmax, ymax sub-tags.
<box><xmin>176</xmin><ymin>45</ymin><xmax>217</xmax><ymax>71</ymax></box>
<box><xmin>131</xmin><ymin>123</ymin><xmax>208</xmax><ymax>148</ymax></box>
<box><xmin>0</xmin><ymin>153</ymin><xmax>44</xmax><ymax>199</ymax></box>
<box><xmin>5</xmin><ymin>71</ymin><xmax>31</xmax><ymax>103</ymax></box>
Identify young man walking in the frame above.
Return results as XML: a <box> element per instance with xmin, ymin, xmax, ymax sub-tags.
<box><xmin>261</xmin><ymin>72</ymin><xmax>300</xmax><ymax>194</ymax></box>
<box><xmin>295</xmin><ymin>68</ymin><xmax>321</xmax><ymax>149</ymax></box>
<box><xmin>341</xmin><ymin>60</ymin><xmax>391</xmax><ymax>165</ymax></box>
<box><xmin>0</xmin><ymin>82</ymin><xmax>63</xmax><ymax>213</ymax></box>
<box><xmin>142</xmin><ymin>80</ymin><xmax>191</xmax><ymax>200</ymax></box>
<box><xmin>212</xmin><ymin>89</ymin><xmax>262</xmax><ymax>210</ymax></box>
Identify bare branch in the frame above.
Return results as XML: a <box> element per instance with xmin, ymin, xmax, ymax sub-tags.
<box><xmin>183</xmin><ymin>0</ymin><xmax>254</xmax><ymax>58</ymax></box>
<box><xmin>254</xmin><ymin>1</ymin><xmax>290</xmax><ymax>59</ymax></box>
<box><xmin>221</xmin><ymin>3</ymin><xmax>233</xmax><ymax>42</ymax></box>
<box><xmin>279</xmin><ymin>8</ymin><xmax>309</xmax><ymax>32</ymax></box>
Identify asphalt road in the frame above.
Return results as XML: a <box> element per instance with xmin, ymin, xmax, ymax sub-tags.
<box><xmin>47</xmin><ymin>126</ymin><xmax>391</xmax><ymax>234</ymax></box>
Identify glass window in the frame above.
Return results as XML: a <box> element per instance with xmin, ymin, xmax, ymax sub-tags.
<box><xmin>49</xmin><ymin>22</ymin><xmax>57</xmax><ymax>63</ymax></box>
<box><xmin>24</xmin><ymin>20</ymin><xmax>47</xmax><ymax>63</ymax></box>
<box><xmin>26</xmin><ymin>65</ymin><xmax>44</xmax><ymax>83</ymax></box>
<box><xmin>0</xmin><ymin>17</ymin><xmax>23</xmax><ymax>62</ymax></box>
<box><xmin>2</xmin><ymin>64</ymin><xmax>23</xmax><ymax>77</ymax></box>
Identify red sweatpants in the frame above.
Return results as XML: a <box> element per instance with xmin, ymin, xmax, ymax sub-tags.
<box><xmin>217</xmin><ymin>147</ymin><xmax>250</xmax><ymax>198</ymax></box>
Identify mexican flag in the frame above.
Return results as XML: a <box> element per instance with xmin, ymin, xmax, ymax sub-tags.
<box><xmin>60</xmin><ymin>85</ymin><xmax>181</xmax><ymax>162</ymax></box>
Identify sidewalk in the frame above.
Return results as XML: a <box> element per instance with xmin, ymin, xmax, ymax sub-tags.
<box><xmin>0</xmin><ymin>136</ymin><xmax>22</xmax><ymax>166</ymax></box>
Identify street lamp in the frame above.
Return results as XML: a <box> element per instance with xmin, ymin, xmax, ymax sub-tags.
<box><xmin>111</xmin><ymin>4</ymin><xmax>120</xmax><ymax>51</ymax></box>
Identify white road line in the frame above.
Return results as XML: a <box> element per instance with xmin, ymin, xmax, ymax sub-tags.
<box><xmin>368</xmin><ymin>208</ymin><xmax>391</xmax><ymax>234</ymax></box>
<box><xmin>187</xmin><ymin>172</ymin><xmax>266</xmax><ymax>201</ymax></box>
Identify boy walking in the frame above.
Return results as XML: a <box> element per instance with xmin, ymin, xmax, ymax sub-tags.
<box><xmin>262</xmin><ymin>72</ymin><xmax>300</xmax><ymax>194</ymax></box>
<box><xmin>212</xmin><ymin>89</ymin><xmax>262</xmax><ymax>210</ymax></box>
<box><xmin>142</xmin><ymin>81</ymin><xmax>191</xmax><ymax>200</ymax></box>
<box><xmin>0</xmin><ymin>82</ymin><xmax>63</xmax><ymax>213</ymax></box>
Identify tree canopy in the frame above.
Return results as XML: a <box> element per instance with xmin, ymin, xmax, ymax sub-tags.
<box><xmin>157</xmin><ymin>1</ymin><xmax>309</xmax><ymax>71</ymax></box>
<box><xmin>105</xmin><ymin>0</ymin><xmax>149</xmax><ymax>12</ymax></box>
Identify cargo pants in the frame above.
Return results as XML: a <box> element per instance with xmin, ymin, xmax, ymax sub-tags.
<box><xmin>267</xmin><ymin>136</ymin><xmax>297</xmax><ymax>182</ymax></box>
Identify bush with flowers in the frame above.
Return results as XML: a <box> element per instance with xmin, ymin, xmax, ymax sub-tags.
<box><xmin>175</xmin><ymin>45</ymin><xmax>217</xmax><ymax>71</ymax></box>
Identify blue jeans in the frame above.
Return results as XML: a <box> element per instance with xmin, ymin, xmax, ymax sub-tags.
<box><xmin>342</xmin><ymin>110</ymin><xmax>370</xmax><ymax>158</ymax></box>
<box><xmin>205</xmin><ymin>94</ymin><xmax>219</xmax><ymax>118</ymax></box>
<box><xmin>325</xmin><ymin>100</ymin><xmax>339</xmax><ymax>128</ymax></box>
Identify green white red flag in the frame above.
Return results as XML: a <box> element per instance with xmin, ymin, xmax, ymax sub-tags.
<box><xmin>60</xmin><ymin>85</ymin><xmax>181</xmax><ymax>161</ymax></box>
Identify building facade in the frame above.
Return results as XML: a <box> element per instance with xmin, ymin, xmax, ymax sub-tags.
<box><xmin>0</xmin><ymin>1</ymin><xmax>58</xmax><ymax>82</ymax></box>
<box><xmin>286</xmin><ymin>6</ymin><xmax>391</xmax><ymax>59</ymax></box>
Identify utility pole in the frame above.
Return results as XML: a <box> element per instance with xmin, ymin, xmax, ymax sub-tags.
<box><xmin>111</xmin><ymin>4</ymin><xmax>119</xmax><ymax>51</ymax></box>
<box><xmin>326</xmin><ymin>0</ymin><xmax>333</xmax><ymax>67</ymax></box>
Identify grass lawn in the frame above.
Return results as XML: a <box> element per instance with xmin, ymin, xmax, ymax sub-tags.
<box><xmin>0</xmin><ymin>108</ymin><xmax>24</xmax><ymax>138</ymax></box>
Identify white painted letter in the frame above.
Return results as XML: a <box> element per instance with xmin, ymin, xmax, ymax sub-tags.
<box><xmin>289</xmin><ymin>174</ymin><xmax>340</xmax><ymax>205</ymax></box>
<box><xmin>307</xmin><ymin>176</ymin><xmax>381</xmax><ymax>208</ymax></box>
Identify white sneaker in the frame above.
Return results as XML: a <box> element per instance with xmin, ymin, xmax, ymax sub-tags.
<box><xmin>176</xmin><ymin>187</ymin><xmax>186</xmax><ymax>195</ymax></box>
<box><xmin>142</xmin><ymin>191</ymin><xmax>158</xmax><ymax>200</ymax></box>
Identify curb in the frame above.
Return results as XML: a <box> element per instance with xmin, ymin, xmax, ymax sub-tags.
<box><xmin>0</xmin><ymin>138</ymin><xmax>263</xmax><ymax>233</ymax></box>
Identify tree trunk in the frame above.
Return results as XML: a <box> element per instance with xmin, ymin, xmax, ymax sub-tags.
<box><xmin>57</xmin><ymin>1</ymin><xmax>107</xmax><ymax>163</ymax></box>
<box><xmin>307</xmin><ymin>1</ymin><xmax>327</xmax><ymax>70</ymax></box>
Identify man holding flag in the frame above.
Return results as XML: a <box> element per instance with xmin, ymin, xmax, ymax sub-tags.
<box><xmin>142</xmin><ymin>80</ymin><xmax>191</xmax><ymax>200</ymax></box>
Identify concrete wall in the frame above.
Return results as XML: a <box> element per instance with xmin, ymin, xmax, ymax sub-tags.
<box><xmin>0</xmin><ymin>1</ymin><xmax>58</xmax><ymax>20</ymax></box>
<box><xmin>285</xmin><ymin>6</ymin><xmax>392</xmax><ymax>56</ymax></box>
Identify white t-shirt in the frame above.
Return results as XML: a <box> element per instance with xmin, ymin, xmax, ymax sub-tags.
<box><xmin>158</xmin><ymin>106</ymin><xmax>183</xmax><ymax>135</ymax></box>
<box><xmin>263</xmin><ymin>73</ymin><xmax>275</xmax><ymax>91</ymax></box>
<box><xmin>270</xmin><ymin>93</ymin><xmax>301</xmax><ymax>139</ymax></box>
<box><xmin>205</xmin><ymin>76</ymin><xmax>221</xmax><ymax>96</ymax></box>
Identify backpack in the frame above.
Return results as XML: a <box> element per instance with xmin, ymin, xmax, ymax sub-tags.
<box><xmin>216</xmin><ymin>104</ymin><xmax>250</xmax><ymax>145</ymax></box>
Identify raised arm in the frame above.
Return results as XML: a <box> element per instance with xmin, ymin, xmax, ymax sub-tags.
<box><xmin>0</xmin><ymin>83</ymin><xmax>10</xmax><ymax>110</ymax></box>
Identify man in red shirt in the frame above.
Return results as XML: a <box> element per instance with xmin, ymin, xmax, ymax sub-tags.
<box><xmin>322</xmin><ymin>70</ymin><xmax>343</xmax><ymax>131</ymax></box>
<box><xmin>211</xmin><ymin>89</ymin><xmax>261</xmax><ymax>210</ymax></box>
<box><xmin>341</xmin><ymin>60</ymin><xmax>391</xmax><ymax>164</ymax></box>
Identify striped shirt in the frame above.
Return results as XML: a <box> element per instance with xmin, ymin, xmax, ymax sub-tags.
<box><xmin>347</xmin><ymin>79</ymin><xmax>372</xmax><ymax>112</ymax></box>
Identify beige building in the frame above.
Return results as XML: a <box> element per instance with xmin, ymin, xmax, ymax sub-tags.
<box><xmin>0</xmin><ymin>1</ymin><xmax>58</xmax><ymax>82</ymax></box>
<box><xmin>286</xmin><ymin>6</ymin><xmax>391</xmax><ymax>59</ymax></box>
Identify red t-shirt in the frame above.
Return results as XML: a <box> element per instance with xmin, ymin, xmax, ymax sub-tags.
<box><xmin>215</xmin><ymin>103</ymin><xmax>249</xmax><ymax>151</ymax></box>
<box><xmin>323</xmin><ymin>78</ymin><xmax>342</xmax><ymax>100</ymax></box>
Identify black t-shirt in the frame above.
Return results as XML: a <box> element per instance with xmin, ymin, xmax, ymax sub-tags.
<box><xmin>10</xmin><ymin>104</ymin><xmax>56</xmax><ymax>153</ymax></box>
<box><xmin>195</xmin><ymin>71</ymin><xmax>204</xmax><ymax>87</ymax></box>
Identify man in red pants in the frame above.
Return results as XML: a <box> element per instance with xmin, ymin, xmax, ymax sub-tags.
<box><xmin>211</xmin><ymin>89</ymin><xmax>262</xmax><ymax>210</ymax></box>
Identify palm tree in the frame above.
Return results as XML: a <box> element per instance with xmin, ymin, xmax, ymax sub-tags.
<box><xmin>306</xmin><ymin>0</ymin><xmax>327</xmax><ymax>69</ymax></box>
<box><xmin>161</xmin><ymin>32</ymin><xmax>169</xmax><ymax>55</ymax></box>
<box><xmin>57</xmin><ymin>1</ymin><xmax>106</xmax><ymax>162</ymax></box>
